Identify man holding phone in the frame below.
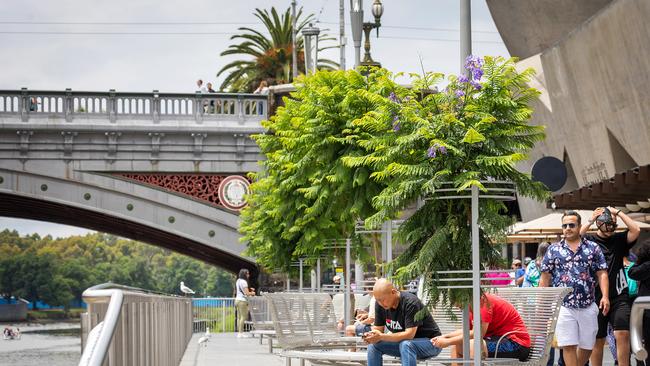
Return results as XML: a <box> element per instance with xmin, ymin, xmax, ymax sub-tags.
<box><xmin>365</xmin><ymin>278</ymin><xmax>442</xmax><ymax>366</ymax></box>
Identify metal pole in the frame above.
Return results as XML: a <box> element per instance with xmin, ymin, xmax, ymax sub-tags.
<box><xmin>291</xmin><ymin>0</ymin><xmax>298</xmax><ymax>80</ymax></box>
<box><xmin>354</xmin><ymin>259</ymin><xmax>363</xmax><ymax>292</ymax></box>
<box><xmin>386</xmin><ymin>220</ymin><xmax>393</xmax><ymax>264</ymax></box>
<box><xmin>339</xmin><ymin>0</ymin><xmax>346</xmax><ymax>70</ymax></box>
<box><xmin>299</xmin><ymin>258</ymin><xmax>304</xmax><ymax>293</ymax></box>
<box><xmin>461</xmin><ymin>3</ymin><xmax>475</xmax><ymax>363</ymax></box>
<box><xmin>471</xmin><ymin>185</ymin><xmax>481</xmax><ymax>366</ymax></box>
<box><xmin>350</xmin><ymin>0</ymin><xmax>363</xmax><ymax>68</ymax></box>
<box><xmin>462</xmin><ymin>305</ymin><xmax>471</xmax><ymax>363</ymax></box>
<box><xmin>344</xmin><ymin>238</ymin><xmax>352</xmax><ymax>328</ymax></box>
<box><xmin>311</xmin><ymin>269</ymin><xmax>317</xmax><ymax>292</ymax></box>
<box><xmin>316</xmin><ymin>258</ymin><xmax>321</xmax><ymax>291</ymax></box>
<box><xmin>287</xmin><ymin>273</ymin><xmax>291</xmax><ymax>292</ymax></box>
<box><xmin>460</xmin><ymin>0</ymin><xmax>472</xmax><ymax>74</ymax></box>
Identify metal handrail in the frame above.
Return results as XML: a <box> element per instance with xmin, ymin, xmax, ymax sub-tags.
<box><xmin>78</xmin><ymin>289</ymin><xmax>124</xmax><ymax>366</ymax></box>
<box><xmin>630</xmin><ymin>296</ymin><xmax>650</xmax><ymax>361</ymax></box>
<box><xmin>78</xmin><ymin>283</ymin><xmax>192</xmax><ymax>366</ymax></box>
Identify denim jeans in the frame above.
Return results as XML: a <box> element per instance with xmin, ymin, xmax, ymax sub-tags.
<box><xmin>367</xmin><ymin>338</ymin><xmax>442</xmax><ymax>366</ymax></box>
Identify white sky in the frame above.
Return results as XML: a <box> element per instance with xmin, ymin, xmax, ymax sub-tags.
<box><xmin>0</xmin><ymin>0</ymin><xmax>509</xmax><ymax>237</ymax></box>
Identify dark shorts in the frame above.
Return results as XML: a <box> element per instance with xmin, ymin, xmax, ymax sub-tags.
<box><xmin>485</xmin><ymin>336</ymin><xmax>530</xmax><ymax>362</ymax></box>
<box><xmin>354</xmin><ymin>323</ymin><xmax>372</xmax><ymax>336</ymax></box>
<box><xmin>596</xmin><ymin>293</ymin><xmax>632</xmax><ymax>338</ymax></box>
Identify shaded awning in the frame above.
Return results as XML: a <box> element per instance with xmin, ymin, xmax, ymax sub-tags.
<box><xmin>507</xmin><ymin>210</ymin><xmax>650</xmax><ymax>243</ymax></box>
<box><xmin>553</xmin><ymin>165</ymin><xmax>650</xmax><ymax>211</ymax></box>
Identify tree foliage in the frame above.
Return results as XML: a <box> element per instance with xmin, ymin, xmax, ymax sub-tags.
<box><xmin>0</xmin><ymin>230</ymin><xmax>235</xmax><ymax>309</ymax></box>
<box><xmin>240</xmin><ymin>56</ymin><xmax>549</xmax><ymax>305</ymax></box>
<box><xmin>217</xmin><ymin>7</ymin><xmax>337</xmax><ymax>92</ymax></box>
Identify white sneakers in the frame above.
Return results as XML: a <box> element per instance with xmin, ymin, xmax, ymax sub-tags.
<box><xmin>236</xmin><ymin>332</ymin><xmax>252</xmax><ymax>338</ymax></box>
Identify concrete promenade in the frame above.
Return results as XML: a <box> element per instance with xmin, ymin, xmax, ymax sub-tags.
<box><xmin>179</xmin><ymin>333</ymin><xmax>618</xmax><ymax>366</ymax></box>
<box><xmin>179</xmin><ymin>333</ymin><xmax>284</xmax><ymax>366</ymax></box>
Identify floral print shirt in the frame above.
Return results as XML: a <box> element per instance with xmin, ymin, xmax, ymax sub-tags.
<box><xmin>541</xmin><ymin>238</ymin><xmax>608</xmax><ymax>308</ymax></box>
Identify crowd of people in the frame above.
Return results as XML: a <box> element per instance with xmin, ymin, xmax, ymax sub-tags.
<box><xmin>195</xmin><ymin>78</ymin><xmax>269</xmax><ymax>114</ymax></box>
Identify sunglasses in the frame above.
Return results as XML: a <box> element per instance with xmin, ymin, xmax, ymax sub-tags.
<box><xmin>561</xmin><ymin>223</ymin><xmax>577</xmax><ymax>229</ymax></box>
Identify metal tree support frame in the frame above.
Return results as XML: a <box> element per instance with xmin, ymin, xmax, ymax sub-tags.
<box><xmin>433</xmin><ymin>180</ymin><xmax>517</xmax><ymax>366</ymax></box>
<box><xmin>79</xmin><ymin>283</ymin><xmax>192</xmax><ymax>366</ymax></box>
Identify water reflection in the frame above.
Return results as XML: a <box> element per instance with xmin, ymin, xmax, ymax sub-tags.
<box><xmin>0</xmin><ymin>322</ymin><xmax>80</xmax><ymax>366</ymax></box>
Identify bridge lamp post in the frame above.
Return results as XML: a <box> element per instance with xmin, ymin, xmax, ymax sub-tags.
<box><xmin>301</xmin><ymin>23</ymin><xmax>321</xmax><ymax>74</ymax></box>
<box><xmin>350</xmin><ymin>0</ymin><xmax>383</xmax><ymax>68</ymax></box>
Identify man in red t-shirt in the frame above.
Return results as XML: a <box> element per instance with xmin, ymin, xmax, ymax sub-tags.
<box><xmin>431</xmin><ymin>293</ymin><xmax>531</xmax><ymax>361</ymax></box>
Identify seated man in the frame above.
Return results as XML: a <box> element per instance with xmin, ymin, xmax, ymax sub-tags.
<box><xmin>432</xmin><ymin>293</ymin><xmax>531</xmax><ymax>361</ymax></box>
<box><xmin>346</xmin><ymin>295</ymin><xmax>376</xmax><ymax>336</ymax></box>
<box><xmin>365</xmin><ymin>278</ymin><xmax>442</xmax><ymax>366</ymax></box>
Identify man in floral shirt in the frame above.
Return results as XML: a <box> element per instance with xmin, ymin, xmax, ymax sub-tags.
<box><xmin>540</xmin><ymin>210</ymin><xmax>609</xmax><ymax>366</ymax></box>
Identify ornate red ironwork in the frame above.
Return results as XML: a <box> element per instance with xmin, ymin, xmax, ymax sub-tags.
<box><xmin>116</xmin><ymin>173</ymin><xmax>249</xmax><ymax>210</ymax></box>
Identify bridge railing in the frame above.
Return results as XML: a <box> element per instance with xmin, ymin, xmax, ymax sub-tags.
<box><xmin>79</xmin><ymin>283</ymin><xmax>192</xmax><ymax>366</ymax></box>
<box><xmin>0</xmin><ymin>88</ymin><xmax>268</xmax><ymax>123</ymax></box>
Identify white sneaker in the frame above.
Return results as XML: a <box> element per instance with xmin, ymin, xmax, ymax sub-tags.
<box><xmin>236</xmin><ymin>333</ymin><xmax>242</xmax><ymax>338</ymax></box>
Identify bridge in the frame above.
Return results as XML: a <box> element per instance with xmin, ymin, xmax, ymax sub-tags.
<box><xmin>0</xmin><ymin>88</ymin><xmax>268</xmax><ymax>273</ymax></box>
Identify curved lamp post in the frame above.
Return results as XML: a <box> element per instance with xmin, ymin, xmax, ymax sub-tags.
<box><xmin>301</xmin><ymin>23</ymin><xmax>321</xmax><ymax>74</ymax></box>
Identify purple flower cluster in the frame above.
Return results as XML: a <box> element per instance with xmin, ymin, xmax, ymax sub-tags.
<box><xmin>464</xmin><ymin>55</ymin><xmax>484</xmax><ymax>80</ymax></box>
<box><xmin>392</xmin><ymin>115</ymin><xmax>401</xmax><ymax>131</ymax></box>
<box><xmin>388</xmin><ymin>92</ymin><xmax>400</xmax><ymax>103</ymax></box>
<box><xmin>453</xmin><ymin>55</ymin><xmax>484</xmax><ymax>93</ymax></box>
<box><xmin>427</xmin><ymin>143</ymin><xmax>448</xmax><ymax>158</ymax></box>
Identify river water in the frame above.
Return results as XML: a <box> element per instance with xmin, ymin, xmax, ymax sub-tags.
<box><xmin>0</xmin><ymin>322</ymin><xmax>80</xmax><ymax>366</ymax></box>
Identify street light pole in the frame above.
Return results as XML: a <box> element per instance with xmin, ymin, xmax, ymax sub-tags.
<box><xmin>339</xmin><ymin>0</ymin><xmax>346</xmax><ymax>70</ymax></box>
<box><xmin>350</xmin><ymin>0</ymin><xmax>363</xmax><ymax>68</ymax></box>
<box><xmin>292</xmin><ymin>0</ymin><xmax>298</xmax><ymax>80</ymax></box>
<box><xmin>460</xmin><ymin>0</ymin><xmax>472</xmax><ymax>74</ymax></box>
<box><xmin>460</xmin><ymin>3</ymin><xmax>474</xmax><ymax>363</ymax></box>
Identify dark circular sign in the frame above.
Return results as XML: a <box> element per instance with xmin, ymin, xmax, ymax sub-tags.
<box><xmin>531</xmin><ymin>156</ymin><xmax>567</xmax><ymax>192</ymax></box>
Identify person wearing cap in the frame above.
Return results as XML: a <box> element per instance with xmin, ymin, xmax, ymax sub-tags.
<box><xmin>540</xmin><ymin>210</ymin><xmax>609</xmax><ymax>366</ymax></box>
<box><xmin>579</xmin><ymin>207</ymin><xmax>640</xmax><ymax>366</ymax></box>
<box><xmin>512</xmin><ymin>259</ymin><xmax>525</xmax><ymax>287</ymax></box>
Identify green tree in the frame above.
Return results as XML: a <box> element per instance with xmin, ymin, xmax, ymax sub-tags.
<box><xmin>217</xmin><ymin>7</ymin><xmax>337</xmax><ymax>92</ymax></box>
<box><xmin>240</xmin><ymin>57</ymin><xmax>549</xmax><ymax>305</ymax></box>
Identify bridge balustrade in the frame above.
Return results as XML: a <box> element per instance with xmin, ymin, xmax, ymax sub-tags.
<box><xmin>0</xmin><ymin>88</ymin><xmax>268</xmax><ymax>123</ymax></box>
<box><xmin>79</xmin><ymin>283</ymin><xmax>192</xmax><ymax>366</ymax></box>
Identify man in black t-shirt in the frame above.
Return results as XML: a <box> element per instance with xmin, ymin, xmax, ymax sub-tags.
<box><xmin>580</xmin><ymin>207</ymin><xmax>640</xmax><ymax>366</ymax></box>
<box><xmin>365</xmin><ymin>278</ymin><xmax>442</xmax><ymax>366</ymax></box>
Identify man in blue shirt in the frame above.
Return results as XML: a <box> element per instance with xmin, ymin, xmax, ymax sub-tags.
<box><xmin>540</xmin><ymin>210</ymin><xmax>609</xmax><ymax>366</ymax></box>
<box><xmin>512</xmin><ymin>259</ymin><xmax>525</xmax><ymax>287</ymax></box>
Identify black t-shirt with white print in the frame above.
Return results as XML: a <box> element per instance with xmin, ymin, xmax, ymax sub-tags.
<box><xmin>584</xmin><ymin>231</ymin><xmax>635</xmax><ymax>299</ymax></box>
<box><xmin>374</xmin><ymin>291</ymin><xmax>441</xmax><ymax>339</ymax></box>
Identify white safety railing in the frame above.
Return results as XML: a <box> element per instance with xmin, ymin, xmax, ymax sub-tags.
<box><xmin>192</xmin><ymin>297</ymin><xmax>253</xmax><ymax>333</ymax></box>
<box><xmin>0</xmin><ymin>88</ymin><xmax>268</xmax><ymax>123</ymax></box>
<box><xmin>79</xmin><ymin>283</ymin><xmax>192</xmax><ymax>366</ymax></box>
<box><xmin>630</xmin><ymin>296</ymin><xmax>650</xmax><ymax>362</ymax></box>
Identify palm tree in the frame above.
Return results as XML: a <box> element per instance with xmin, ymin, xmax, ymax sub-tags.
<box><xmin>217</xmin><ymin>7</ymin><xmax>337</xmax><ymax>92</ymax></box>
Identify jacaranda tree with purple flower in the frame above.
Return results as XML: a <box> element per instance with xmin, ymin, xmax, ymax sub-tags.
<box><xmin>240</xmin><ymin>56</ymin><xmax>548</xmax><ymax>305</ymax></box>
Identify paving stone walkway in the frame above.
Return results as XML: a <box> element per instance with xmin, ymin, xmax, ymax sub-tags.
<box><xmin>179</xmin><ymin>333</ymin><xmax>284</xmax><ymax>366</ymax></box>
